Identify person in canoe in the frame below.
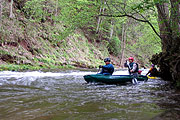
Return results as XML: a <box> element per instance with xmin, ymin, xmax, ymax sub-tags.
<box><xmin>146</xmin><ymin>64</ymin><xmax>158</xmax><ymax>77</ymax></box>
<box><xmin>124</xmin><ymin>57</ymin><xmax>139</xmax><ymax>83</ymax></box>
<box><xmin>98</xmin><ymin>58</ymin><xmax>114</xmax><ymax>75</ymax></box>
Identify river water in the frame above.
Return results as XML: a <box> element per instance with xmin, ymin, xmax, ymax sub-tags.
<box><xmin>0</xmin><ymin>69</ymin><xmax>179</xmax><ymax>120</ymax></box>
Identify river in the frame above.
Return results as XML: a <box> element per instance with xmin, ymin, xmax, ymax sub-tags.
<box><xmin>0</xmin><ymin>69</ymin><xmax>179</xmax><ymax>120</ymax></box>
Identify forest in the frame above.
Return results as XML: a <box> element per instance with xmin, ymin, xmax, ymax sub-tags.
<box><xmin>0</xmin><ymin>0</ymin><xmax>179</xmax><ymax>88</ymax></box>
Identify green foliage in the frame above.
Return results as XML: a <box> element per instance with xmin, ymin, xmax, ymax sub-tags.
<box><xmin>108</xmin><ymin>36</ymin><xmax>121</xmax><ymax>56</ymax></box>
<box><xmin>1</xmin><ymin>0</ymin><xmax>164</xmax><ymax>71</ymax></box>
<box><xmin>126</xmin><ymin>21</ymin><xmax>161</xmax><ymax>62</ymax></box>
<box><xmin>131</xmin><ymin>0</ymin><xmax>155</xmax><ymax>12</ymax></box>
<box><xmin>0</xmin><ymin>50</ymin><xmax>9</xmax><ymax>55</ymax></box>
<box><xmin>0</xmin><ymin>64</ymin><xmax>33</xmax><ymax>71</ymax></box>
<box><xmin>57</xmin><ymin>0</ymin><xmax>98</xmax><ymax>38</ymax></box>
<box><xmin>60</xmin><ymin>0</ymin><xmax>97</xmax><ymax>25</ymax></box>
<box><xmin>24</xmin><ymin>0</ymin><xmax>45</xmax><ymax>21</ymax></box>
<box><xmin>23</xmin><ymin>0</ymin><xmax>100</xmax><ymax>40</ymax></box>
<box><xmin>0</xmin><ymin>63</ymin><xmax>75</xmax><ymax>71</ymax></box>
<box><xmin>96</xmin><ymin>0</ymin><xmax>161</xmax><ymax>63</ymax></box>
<box><xmin>23</xmin><ymin>0</ymin><xmax>55</xmax><ymax>22</ymax></box>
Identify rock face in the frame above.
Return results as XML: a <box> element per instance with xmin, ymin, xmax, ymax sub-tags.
<box><xmin>151</xmin><ymin>51</ymin><xmax>180</xmax><ymax>88</ymax></box>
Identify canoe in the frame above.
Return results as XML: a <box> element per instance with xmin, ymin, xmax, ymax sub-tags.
<box><xmin>83</xmin><ymin>74</ymin><xmax>148</xmax><ymax>84</ymax></box>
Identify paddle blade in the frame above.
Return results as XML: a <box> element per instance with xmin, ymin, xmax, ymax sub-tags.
<box><xmin>132</xmin><ymin>78</ymin><xmax>138</xmax><ymax>84</ymax></box>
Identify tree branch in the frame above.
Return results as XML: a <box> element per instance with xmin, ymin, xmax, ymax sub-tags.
<box><xmin>99</xmin><ymin>13</ymin><xmax>161</xmax><ymax>39</ymax></box>
<box><xmin>102</xmin><ymin>0</ymin><xmax>161</xmax><ymax>39</ymax></box>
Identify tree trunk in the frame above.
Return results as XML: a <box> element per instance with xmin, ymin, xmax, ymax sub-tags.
<box><xmin>55</xmin><ymin>0</ymin><xmax>58</xmax><ymax>16</ymax></box>
<box><xmin>9</xmin><ymin>0</ymin><xmax>15</xmax><ymax>18</ymax></box>
<box><xmin>156</xmin><ymin>2</ymin><xmax>172</xmax><ymax>52</ymax></box>
<box><xmin>152</xmin><ymin>1</ymin><xmax>180</xmax><ymax>88</ymax></box>
<box><xmin>169</xmin><ymin>0</ymin><xmax>180</xmax><ymax>48</ymax></box>
<box><xmin>0</xmin><ymin>0</ymin><xmax>2</xmax><ymax>28</ymax></box>
<box><xmin>120</xmin><ymin>23</ymin><xmax>127</xmax><ymax>67</ymax></box>
<box><xmin>96</xmin><ymin>0</ymin><xmax>106</xmax><ymax>34</ymax></box>
<box><xmin>109</xmin><ymin>19</ymin><xmax>114</xmax><ymax>42</ymax></box>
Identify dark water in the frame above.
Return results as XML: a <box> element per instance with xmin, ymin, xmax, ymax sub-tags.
<box><xmin>0</xmin><ymin>70</ymin><xmax>179</xmax><ymax>120</ymax></box>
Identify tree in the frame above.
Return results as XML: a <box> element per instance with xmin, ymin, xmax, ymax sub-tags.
<box><xmin>120</xmin><ymin>23</ymin><xmax>127</xmax><ymax>67</ymax></box>
<box><xmin>96</xmin><ymin>0</ymin><xmax>106</xmax><ymax>34</ymax></box>
<box><xmin>151</xmin><ymin>0</ymin><xmax>180</xmax><ymax>86</ymax></box>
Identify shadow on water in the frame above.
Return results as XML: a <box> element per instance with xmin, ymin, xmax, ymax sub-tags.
<box><xmin>0</xmin><ymin>70</ymin><xmax>179</xmax><ymax>120</ymax></box>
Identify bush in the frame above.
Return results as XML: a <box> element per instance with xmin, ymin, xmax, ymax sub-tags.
<box><xmin>108</xmin><ymin>36</ymin><xmax>121</xmax><ymax>56</ymax></box>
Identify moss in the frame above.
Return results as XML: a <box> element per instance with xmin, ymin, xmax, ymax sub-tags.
<box><xmin>176</xmin><ymin>81</ymin><xmax>180</xmax><ymax>89</ymax></box>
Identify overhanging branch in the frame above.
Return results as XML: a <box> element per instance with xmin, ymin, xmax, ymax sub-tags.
<box><xmin>100</xmin><ymin>14</ymin><xmax>161</xmax><ymax>39</ymax></box>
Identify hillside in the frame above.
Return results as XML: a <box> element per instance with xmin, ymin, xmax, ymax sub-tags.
<box><xmin>0</xmin><ymin>15</ymin><xmax>121</xmax><ymax>70</ymax></box>
<box><xmin>0</xmin><ymin>0</ymin><xmax>156</xmax><ymax>71</ymax></box>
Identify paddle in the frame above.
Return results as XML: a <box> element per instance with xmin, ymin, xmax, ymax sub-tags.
<box><xmin>97</xmin><ymin>65</ymin><xmax>102</xmax><ymax>74</ymax></box>
<box><xmin>97</xmin><ymin>67</ymin><xmax>100</xmax><ymax>74</ymax></box>
<box><xmin>126</xmin><ymin>61</ymin><xmax>138</xmax><ymax>84</ymax></box>
<box><xmin>126</xmin><ymin>60</ymin><xmax>131</xmax><ymax>75</ymax></box>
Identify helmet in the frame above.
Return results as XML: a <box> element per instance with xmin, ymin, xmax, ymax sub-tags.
<box><xmin>128</xmin><ymin>57</ymin><xmax>134</xmax><ymax>62</ymax></box>
<box><xmin>151</xmin><ymin>64</ymin><xmax>155</xmax><ymax>67</ymax></box>
<box><xmin>104</xmin><ymin>58</ymin><xmax>111</xmax><ymax>62</ymax></box>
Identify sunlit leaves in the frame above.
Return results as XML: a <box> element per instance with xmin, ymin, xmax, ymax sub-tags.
<box><xmin>23</xmin><ymin>0</ymin><xmax>56</xmax><ymax>22</ymax></box>
<box><xmin>23</xmin><ymin>0</ymin><xmax>46</xmax><ymax>21</ymax></box>
<box><xmin>153</xmin><ymin>0</ymin><xmax>169</xmax><ymax>4</ymax></box>
<box><xmin>131</xmin><ymin>0</ymin><xmax>155</xmax><ymax>13</ymax></box>
<box><xmin>59</xmin><ymin>0</ymin><xmax>97</xmax><ymax>27</ymax></box>
<box><xmin>22</xmin><ymin>0</ymin><xmax>162</xmax><ymax>59</ymax></box>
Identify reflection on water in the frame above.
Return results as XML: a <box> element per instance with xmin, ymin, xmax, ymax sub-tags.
<box><xmin>0</xmin><ymin>70</ymin><xmax>179</xmax><ymax>120</ymax></box>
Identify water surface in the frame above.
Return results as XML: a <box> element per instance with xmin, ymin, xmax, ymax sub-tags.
<box><xmin>0</xmin><ymin>69</ymin><xmax>179</xmax><ymax>120</ymax></box>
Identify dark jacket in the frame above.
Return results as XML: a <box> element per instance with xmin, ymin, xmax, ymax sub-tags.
<box><xmin>146</xmin><ymin>67</ymin><xmax>158</xmax><ymax>77</ymax></box>
<box><xmin>99</xmin><ymin>64</ymin><xmax>114</xmax><ymax>75</ymax></box>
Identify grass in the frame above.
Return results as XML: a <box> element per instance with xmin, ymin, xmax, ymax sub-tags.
<box><xmin>0</xmin><ymin>63</ymin><xmax>76</xmax><ymax>71</ymax></box>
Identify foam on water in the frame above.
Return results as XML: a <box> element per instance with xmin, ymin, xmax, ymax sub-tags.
<box><xmin>0</xmin><ymin>71</ymin><xmax>96</xmax><ymax>78</ymax></box>
<box><xmin>0</xmin><ymin>69</ymin><xmax>150</xmax><ymax>86</ymax></box>
<box><xmin>0</xmin><ymin>70</ymin><xmax>96</xmax><ymax>86</ymax></box>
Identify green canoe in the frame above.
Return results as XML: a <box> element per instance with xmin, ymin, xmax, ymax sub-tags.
<box><xmin>83</xmin><ymin>74</ymin><xmax>148</xmax><ymax>84</ymax></box>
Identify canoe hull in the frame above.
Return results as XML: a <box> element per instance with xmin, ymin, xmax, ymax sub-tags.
<box><xmin>83</xmin><ymin>74</ymin><xmax>148</xmax><ymax>84</ymax></box>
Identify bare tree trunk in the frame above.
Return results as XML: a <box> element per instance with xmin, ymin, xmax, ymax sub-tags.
<box><xmin>120</xmin><ymin>23</ymin><xmax>127</xmax><ymax>67</ymax></box>
<box><xmin>120</xmin><ymin>24</ymin><xmax>124</xmax><ymax>67</ymax></box>
<box><xmin>155</xmin><ymin>2</ymin><xmax>171</xmax><ymax>52</ymax></box>
<box><xmin>0</xmin><ymin>0</ymin><xmax>3</xmax><ymax>28</ymax></box>
<box><xmin>9</xmin><ymin>0</ymin><xmax>15</xmax><ymax>18</ymax></box>
<box><xmin>55</xmin><ymin>0</ymin><xmax>58</xmax><ymax>16</ymax></box>
<box><xmin>109</xmin><ymin>19</ymin><xmax>114</xmax><ymax>42</ymax></box>
<box><xmin>96</xmin><ymin>0</ymin><xmax>106</xmax><ymax>34</ymax></box>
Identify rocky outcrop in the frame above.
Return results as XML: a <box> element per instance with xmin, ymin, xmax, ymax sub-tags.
<box><xmin>151</xmin><ymin>50</ymin><xmax>180</xmax><ymax>88</ymax></box>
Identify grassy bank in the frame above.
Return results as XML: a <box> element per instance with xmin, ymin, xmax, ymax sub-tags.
<box><xmin>0</xmin><ymin>16</ymin><xmax>111</xmax><ymax>71</ymax></box>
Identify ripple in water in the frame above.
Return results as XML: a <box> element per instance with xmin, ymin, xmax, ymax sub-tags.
<box><xmin>0</xmin><ymin>70</ymin><xmax>179</xmax><ymax>120</ymax></box>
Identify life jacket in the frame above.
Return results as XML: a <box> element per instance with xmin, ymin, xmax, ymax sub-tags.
<box><xmin>103</xmin><ymin>69</ymin><xmax>114</xmax><ymax>75</ymax></box>
<box><xmin>150</xmin><ymin>68</ymin><xmax>158</xmax><ymax>76</ymax></box>
<box><xmin>129</xmin><ymin>62</ymin><xmax>139</xmax><ymax>73</ymax></box>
